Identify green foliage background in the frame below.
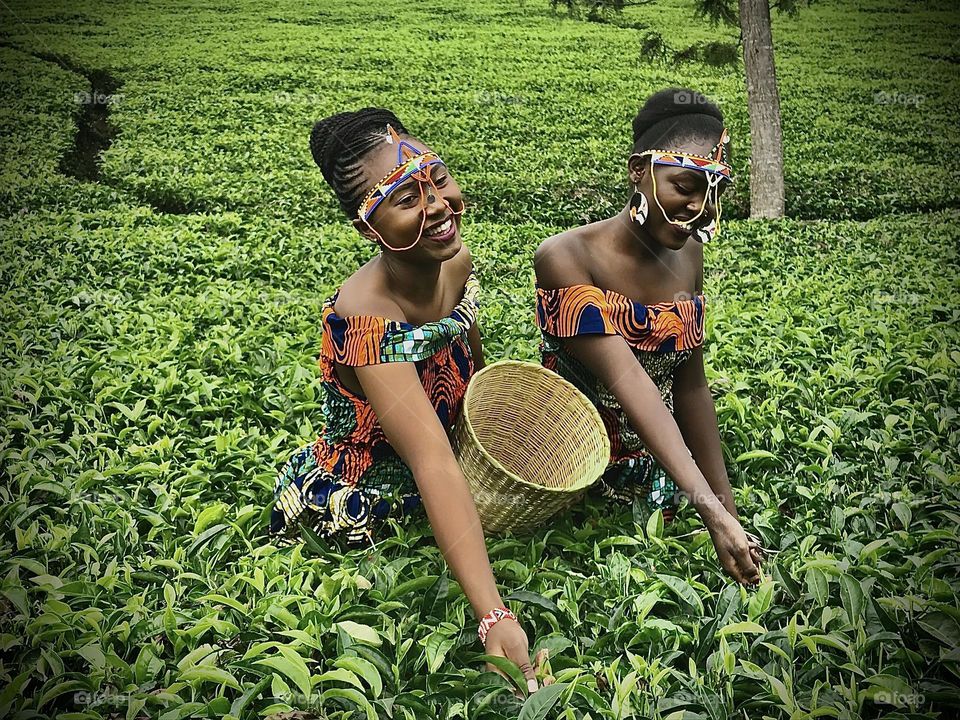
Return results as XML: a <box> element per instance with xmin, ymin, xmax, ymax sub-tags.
<box><xmin>0</xmin><ymin>0</ymin><xmax>958</xmax><ymax>718</ymax></box>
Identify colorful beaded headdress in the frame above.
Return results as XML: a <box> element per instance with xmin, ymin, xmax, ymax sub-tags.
<box><xmin>356</xmin><ymin>124</ymin><xmax>463</xmax><ymax>252</ymax></box>
<box><xmin>634</xmin><ymin>127</ymin><xmax>733</xmax><ymax>243</ymax></box>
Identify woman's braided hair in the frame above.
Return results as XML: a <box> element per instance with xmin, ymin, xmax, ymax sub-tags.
<box><xmin>309</xmin><ymin>108</ymin><xmax>409</xmax><ymax>219</ymax></box>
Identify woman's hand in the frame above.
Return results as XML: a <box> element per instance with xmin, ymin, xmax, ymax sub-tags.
<box><xmin>707</xmin><ymin>511</ymin><xmax>762</xmax><ymax>585</ymax></box>
<box><xmin>483</xmin><ymin>617</ymin><xmax>541</xmax><ymax>697</ymax></box>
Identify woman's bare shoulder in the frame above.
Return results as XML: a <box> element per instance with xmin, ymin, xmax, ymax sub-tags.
<box><xmin>534</xmin><ymin>225</ymin><xmax>597</xmax><ymax>289</ymax></box>
<box><xmin>332</xmin><ymin>262</ymin><xmax>406</xmax><ymax>323</ymax></box>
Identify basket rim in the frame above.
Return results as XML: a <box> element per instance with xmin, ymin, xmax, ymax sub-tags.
<box><xmin>459</xmin><ymin>359</ymin><xmax>611</xmax><ymax>495</ymax></box>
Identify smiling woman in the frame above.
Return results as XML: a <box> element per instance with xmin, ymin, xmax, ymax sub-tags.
<box><xmin>269</xmin><ymin>109</ymin><xmax>474</xmax><ymax>546</ymax></box>
<box><xmin>268</xmin><ymin>107</ymin><xmax>543</xmax><ymax>692</ymax></box>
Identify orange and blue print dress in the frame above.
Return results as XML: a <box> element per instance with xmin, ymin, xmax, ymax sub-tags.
<box><xmin>535</xmin><ymin>284</ymin><xmax>705</xmax><ymax>525</ymax></box>
<box><xmin>270</xmin><ymin>271</ymin><xmax>480</xmax><ymax>548</ymax></box>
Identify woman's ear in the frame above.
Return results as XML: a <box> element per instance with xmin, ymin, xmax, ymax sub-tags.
<box><xmin>627</xmin><ymin>154</ymin><xmax>647</xmax><ymax>186</ymax></box>
<box><xmin>351</xmin><ymin>218</ymin><xmax>379</xmax><ymax>244</ymax></box>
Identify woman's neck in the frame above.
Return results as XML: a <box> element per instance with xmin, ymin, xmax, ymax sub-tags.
<box><xmin>379</xmin><ymin>252</ymin><xmax>443</xmax><ymax>307</ymax></box>
<box><xmin>612</xmin><ymin>203</ymin><xmax>670</xmax><ymax>263</ymax></box>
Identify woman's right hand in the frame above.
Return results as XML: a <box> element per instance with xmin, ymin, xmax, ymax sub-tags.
<box><xmin>483</xmin><ymin>617</ymin><xmax>540</xmax><ymax>697</ymax></box>
<box><xmin>707</xmin><ymin>511</ymin><xmax>762</xmax><ymax>585</ymax></box>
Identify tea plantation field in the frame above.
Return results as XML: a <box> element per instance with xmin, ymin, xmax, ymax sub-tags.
<box><xmin>0</xmin><ymin>0</ymin><xmax>958</xmax><ymax>718</ymax></box>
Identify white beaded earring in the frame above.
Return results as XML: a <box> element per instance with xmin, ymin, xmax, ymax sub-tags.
<box><xmin>629</xmin><ymin>183</ymin><xmax>649</xmax><ymax>225</ymax></box>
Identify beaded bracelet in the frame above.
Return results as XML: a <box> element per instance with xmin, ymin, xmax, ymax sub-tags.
<box><xmin>477</xmin><ymin>606</ymin><xmax>517</xmax><ymax>645</ymax></box>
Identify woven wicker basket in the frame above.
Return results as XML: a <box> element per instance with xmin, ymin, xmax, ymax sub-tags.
<box><xmin>452</xmin><ymin>360</ymin><xmax>610</xmax><ymax>534</ymax></box>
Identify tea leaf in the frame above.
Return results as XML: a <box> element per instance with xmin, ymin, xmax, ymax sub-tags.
<box><xmin>518</xmin><ymin>682</ymin><xmax>569</xmax><ymax>719</ymax></box>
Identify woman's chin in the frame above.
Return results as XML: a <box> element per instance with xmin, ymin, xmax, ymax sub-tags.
<box><xmin>438</xmin><ymin>236</ymin><xmax>463</xmax><ymax>260</ymax></box>
<box><xmin>658</xmin><ymin>224</ymin><xmax>691</xmax><ymax>249</ymax></box>
<box><xmin>423</xmin><ymin>230</ymin><xmax>462</xmax><ymax>260</ymax></box>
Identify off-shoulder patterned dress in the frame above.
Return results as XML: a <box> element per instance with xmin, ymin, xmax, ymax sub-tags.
<box><xmin>536</xmin><ymin>284</ymin><xmax>705</xmax><ymax>525</ymax></box>
<box><xmin>269</xmin><ymin>270</ymin><xmax>479</xmax><ymax>548</ymax></box>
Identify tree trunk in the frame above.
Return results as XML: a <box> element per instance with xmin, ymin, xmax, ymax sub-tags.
<box><xmin>739</xmin><ymin>0</ymin><xmax>785</xmax><ymax>218</ymax></box>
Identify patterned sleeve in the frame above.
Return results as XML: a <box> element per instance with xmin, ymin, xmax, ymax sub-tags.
<box><xmin>321</xmin><ymin>271</ymin><xmax>480</xmax><ymax>367</ymax></box>
<box><xmin>536</xmin><ymin>284</ymin><xmax>705</xmax><ymax>352</ymax></box>
<box><xmin>321</xmin><ymin>309</ymin><xmax>390</xmax><ymax>367</ymax></box>
<box><xmin>536</xmin><ymin>284</ymin><xmax>627</xmax><ymax>337</ymax></box>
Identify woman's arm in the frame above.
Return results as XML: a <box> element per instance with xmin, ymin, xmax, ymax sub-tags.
<box><xmin>534</xmin><ymin>239</ymin><xmax>759</xmax><ymax>585</ymax></box>
<box><xmin>534</xmin><ymin>237</ymin><xmax>726</xmax><ymax>524</ymax></box>
<box><xmin>561</xmin><ymin>333</ymin><xmax>758</xmax><ymax>584</ymax></box>
<box><xmin>672</xmin><ymin>346</ymin><xmax>739</xmax><ymax>518</ymax></box>
<box><xmin>562</xmin><ymin>333</ymin><xmax>730</xmax><ymax>526</ymax></box>
<box><xmin>467</xmin><ymin>322</ymin><xmax>485</xmax><ymax>371</ymax></box>
<box><xmin>354</xmin><ymin>360</ymin><xmax>540</xmax><ymax>690</ymax></box>
<box><xmin>354</xmin><ymin>360</ymin><xmax>501</xmax><ymax>616</ymax></box>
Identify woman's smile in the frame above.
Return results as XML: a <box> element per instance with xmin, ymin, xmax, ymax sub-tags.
<box><xmin>423</xmin><ymin>215</ymin><xmax>458</xmax><ymax>243</ymax></box>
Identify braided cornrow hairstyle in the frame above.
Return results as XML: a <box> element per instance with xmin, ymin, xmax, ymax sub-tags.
<box><xmin>309</xmin><ymin>108</ymin><xmax>409</xmax><ymax>219</ymax></box>
<box><xmin>631</xmin><ymin>87</ymin><xmax>731</xmax><ymax>160</ymax></box>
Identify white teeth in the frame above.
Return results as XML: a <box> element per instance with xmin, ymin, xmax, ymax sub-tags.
<box><xmin>425</xmin><ymin>218</ymin><xmax>452</xmax><ymax>237</ymax></box>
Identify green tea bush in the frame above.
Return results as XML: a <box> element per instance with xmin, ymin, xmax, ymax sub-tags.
<box><xmin>0</xmin><ymin>0</ymin><xmax>958</xmax><ymax>717</ymax></box>
<box><xmin>0</xmin><ymin>0</ymin><xmax>957</xmax><ymax>225</ymax></box>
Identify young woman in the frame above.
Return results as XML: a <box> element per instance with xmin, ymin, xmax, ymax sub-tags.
<box><xmin>268</xmin><ymin>108</ymin><xmax>543</xmax><ymax>692</ymax></box>
<box><xmin>534</xmin><ymin>88</ymin><xmax>765</xmax><ymax>586</ymax></box>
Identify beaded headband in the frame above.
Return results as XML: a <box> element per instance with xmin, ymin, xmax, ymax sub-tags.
<box><xmin>357</xmin><ymin>147</ymin><xmax>444</xmax><ymax>222</ymax></box>
<box><xmin>638</xmin><ymin>126</ymin><xmax>733</xmax><ymax>177</ymax></box>
<box><xmin>356</xmin><ymin>124</ymin><xmax>463</xmax><ymax>252</ymax></box>
<box><xmin>633</xmin><ymin>127</ymin><xmax>733</xmax><ymax>242</ymax></box>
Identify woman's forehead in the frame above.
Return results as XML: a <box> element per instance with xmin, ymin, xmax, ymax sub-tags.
<box><xmin>662</xmin><ymin>165</ymin><xmax>709</xmax><ymax>181</ymax></box>
<box><xmin>651</xmin><ymin>134</ymin><xmax>731</xmax><ymax>182</ymax></box>
<box><xmin>361</xmin><ymin>134</ymin><xmax>436</xmax><ymax>186</ymax></box>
